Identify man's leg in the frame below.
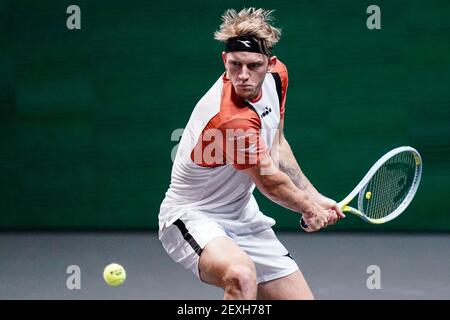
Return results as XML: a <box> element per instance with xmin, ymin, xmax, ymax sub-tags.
<box><xmin>256</xmin><ymin>270</ymin><xmax>314</xmax><ymax>300</ymax></box>
<box><xmin>199</xmin><ymin>236</ymin><xmax>257</xmax><ymax>300</ymax></box>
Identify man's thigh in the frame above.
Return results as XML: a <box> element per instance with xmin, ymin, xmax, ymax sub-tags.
<box><xmin>199</xmin><ymin>236</ymin><xmax>256</xmax><ymax>287</ymax></box>
<box><xmin>257</xmin><ymin>270</ymin><xmax>314</xmax><ymax>300</ymax></box>
<box><xmin>159</xmin><ymin>212</ymin><xmax>229</xmax><ymax>278</ymax></box>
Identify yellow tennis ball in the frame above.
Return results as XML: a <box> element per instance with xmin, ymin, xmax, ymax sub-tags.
<box><xmin>103</xmin><ymin>263</ymin><xmax>126</xmax><ymax>287</ymax></box>
<box><xmin>365</xmin><ymin>191</ymin><xmax>372</xmax><ymax>200</ymax></box>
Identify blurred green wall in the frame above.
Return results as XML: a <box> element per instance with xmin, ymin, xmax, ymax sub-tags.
<box><xmin>1</xmin><ymin>1</ymin><xmax>449</xmax><ymax>231</ymax></box>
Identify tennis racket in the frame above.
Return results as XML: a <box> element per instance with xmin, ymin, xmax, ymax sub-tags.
<box><xmin>300</xmin><ymin>146</ymin><xmax>422</xmax><ymax>230</ymax></box>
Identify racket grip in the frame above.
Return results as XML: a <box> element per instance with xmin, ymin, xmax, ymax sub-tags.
<box><xmin>300</xmin><ymin>217</ymin><xmax>309</xmax><ymax>230</ymax></box>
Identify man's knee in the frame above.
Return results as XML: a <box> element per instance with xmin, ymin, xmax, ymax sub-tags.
<box><xmin>223</xmin><ymin>264</ymin><xmax>257</xmax><ymax>293</ymax></box>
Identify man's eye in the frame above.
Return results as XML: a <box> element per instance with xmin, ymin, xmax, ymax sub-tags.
<box><xmin>231</xmin><ymin>61</ymin><xmax>240</xmax><ymax>66</ymax></box>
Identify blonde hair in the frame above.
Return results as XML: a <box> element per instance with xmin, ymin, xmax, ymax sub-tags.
<box><xmin>214</xmin><ymin>8</ymin><xmax>281</xmax><ymax>55</ymax></box>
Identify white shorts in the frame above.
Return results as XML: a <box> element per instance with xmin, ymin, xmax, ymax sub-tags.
<box><xmin>159</xmin><ymin>211</ymin><xmax>299</xmax><ymax>284</ymax></box>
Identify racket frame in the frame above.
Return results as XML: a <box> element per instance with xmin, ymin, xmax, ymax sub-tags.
<box><xmin>338</xmin><ymin>146</ymin><xmax>422</xmax><ymax>224</ymax></box>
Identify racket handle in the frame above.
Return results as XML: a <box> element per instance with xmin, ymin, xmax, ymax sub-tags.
<box><xmin>300</xmin><ymin>217</ymin><xmax>309</xmax><ymax>230</ymax></box>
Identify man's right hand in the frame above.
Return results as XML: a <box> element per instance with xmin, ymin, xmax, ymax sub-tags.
<box><xmin>301</xmin><ymin>204</ymin><xmax>335</xmax><ymax>232</ymax></box>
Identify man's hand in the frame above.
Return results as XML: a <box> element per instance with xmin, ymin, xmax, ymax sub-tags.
<box><xmin>314</xmin><ymin>196</ymin><xmax>346</xmax><ymax>225</ymax></box>
<box><xmin>301</xmin><ymin>196</ymin><xmax>346</xmax><ymax>232</ymax></box>
<box><xmin>301</xmin><ymin>203</ymin><xmax>334</xmax><ymax>232</ymax></box>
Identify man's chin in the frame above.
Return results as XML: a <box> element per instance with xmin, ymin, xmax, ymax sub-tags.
<box><xmin>236</xmin><ymin>89</ymin><xmax>256</xmax><ymax>100</ymax></box>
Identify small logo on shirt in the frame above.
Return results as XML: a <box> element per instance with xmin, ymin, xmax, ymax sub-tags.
<box><xmin>261</xmin><ymin>106</ymin><xmax>272</xmax><ymax>118</ymax></box>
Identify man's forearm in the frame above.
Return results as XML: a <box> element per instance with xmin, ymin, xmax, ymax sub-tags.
<box><xmin>279</xmin><ymin>159</ymin><xmax>308</xmax><ymax>190</ymax></box>
<box><xmin>275</xmin><ymin>137</ymin><xmax>321</xmax><ymax>198</ymax></box>
<box><xmin>253</xmin><ymin>136</ymin><xmax>341</xmax><ymax>221</ymax></box>
<box><xmin>256</xmin><ymin>169</ymin><xmax>319</xmax><ymax>216</ymax></box>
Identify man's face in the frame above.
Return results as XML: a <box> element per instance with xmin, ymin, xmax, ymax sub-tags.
<box><xmin>222</xmin><ymin>51</ymin><xmax>277</xmax><ymax>100</ymax></box>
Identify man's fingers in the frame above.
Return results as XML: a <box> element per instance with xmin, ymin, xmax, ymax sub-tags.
<box><xmin>302</xmin><ymin>215</ymin><xmax>328</xmax><ymax>232</ymax></box>
<box><xmin>327</xmin><ymin>209</ymin><xmax>338</xmax><ymax>225</ymax></box>
<box><xmin>333</xmin><ymin>204</ymin><xmax>346</xmax><ymax>219</ymax></box>
<box><xmin>318</xmin><ymin>197</ymin><xmax>345</xmax><ymax>219</ymax></box>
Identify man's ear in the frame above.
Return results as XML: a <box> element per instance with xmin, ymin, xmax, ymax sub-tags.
<box><xmin>268</xmin><ymin>55</ymin><xmax>277</xmax><ymax>72</ymax></box>
<box><xmin>222</xmin><ymin>51</ymin><xmax>228</xmax><ymax>66</ymax></box>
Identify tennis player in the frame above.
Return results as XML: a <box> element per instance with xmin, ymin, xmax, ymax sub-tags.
<box><xmin>158</xmin><ymin>8</ymin><xmax>344</xmax><ymax>300</ymax></box>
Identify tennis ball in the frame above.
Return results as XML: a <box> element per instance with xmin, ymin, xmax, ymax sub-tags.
<box><xmin>365</xmin><ymin>191</ymin><xmax>372</xmax><ymax>200</ymax></box>
<box><xmin>103</xmin><ymin>263</ymin><xmax>126</xmax><ymax>287</ymax></box>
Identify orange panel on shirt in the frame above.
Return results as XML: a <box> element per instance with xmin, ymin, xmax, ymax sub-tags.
<box><xmin>190</xmin><ymin>76</ymin><xmax>268</xmax><ymax>170</ymax></box>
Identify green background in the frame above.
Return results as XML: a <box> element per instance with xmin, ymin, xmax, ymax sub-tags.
<box><xmin>1</xmin><ymin>1</ymin><xmax>449</xmax><ymax>231</ymax></box>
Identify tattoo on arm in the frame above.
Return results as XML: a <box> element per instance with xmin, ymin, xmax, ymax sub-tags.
<box><xmin>279</xmin><ymin>160</ymin><xmax>308</xmax><ymax>190</ymax></box>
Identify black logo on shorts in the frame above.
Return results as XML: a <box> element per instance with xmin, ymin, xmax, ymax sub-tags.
<box><xmin>261</xmin><ymin>106</ymin><xmax>272</xmax><ymax>118</ymax></box>
<box><xmin>284</xmin><ymin>252</ymin><xmax>294</xmax><ymax>260</ymax></box>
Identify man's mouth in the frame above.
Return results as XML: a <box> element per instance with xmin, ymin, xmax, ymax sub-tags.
<box><xmin>237</xmin><ymin>84</ymin><xmax>253</xmax><ymax>90</ymax></box>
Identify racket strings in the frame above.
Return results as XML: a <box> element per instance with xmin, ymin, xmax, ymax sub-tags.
<box><xmin>368</xmin><ymin>160</ymin><xmax>397</xmax><ymax>219</ymax></box>
<box><xmin>379</xmin><ymin>152</ymin><xmax>414</xmax><ymax>217</ymax></box>
<box><xmin>374</xmin><ymin>155</ymin><xmax>406</xmax><ymax>218</ymax></box>
<box><xmin>379</xmin><ymin>152</ymin><xmax>413</xmax><ymax>217</ymax></box>
<box><xmin>361</xmin><ymin>152</ymin><xmax>415</xmax><ymax>219</ymax></box>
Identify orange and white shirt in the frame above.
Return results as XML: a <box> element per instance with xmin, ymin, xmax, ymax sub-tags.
<box><xmin>159</xmin><ymin>61</ymin><xmax>288</xmax><ymax>234</ymax></box>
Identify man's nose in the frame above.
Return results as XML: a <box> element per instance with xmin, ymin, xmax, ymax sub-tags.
<box><xmin>238</xmin><ymin>67</ymin><xmax>250</xmax><ymax>81</ymax></box>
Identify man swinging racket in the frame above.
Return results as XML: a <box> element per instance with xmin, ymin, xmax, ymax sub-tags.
<box><xmin>158</xmin><ymin>7</ymin><xmax>344</xmax><ymax>300</ymax></box>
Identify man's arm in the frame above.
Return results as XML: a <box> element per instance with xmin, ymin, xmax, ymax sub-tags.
<box><xmin>243</xmin><ymin>154</ymin><xmax>331</xmax><ymax>232</ymax></box>
<box><xmin>272</xmin><ymin>119</ymin><xmax>345</xmax><ymax>219</ymax></box>
<box><xmin>273</xmin><ymin>135</ymin><xmax>325</xmax><ymax>199</ymax></box>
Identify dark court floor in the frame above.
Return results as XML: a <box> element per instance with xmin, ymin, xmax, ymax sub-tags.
<box><xmin>0</xmin><ymin>232</ymin><xmax>449</xmax><ymax>299</ymax></box>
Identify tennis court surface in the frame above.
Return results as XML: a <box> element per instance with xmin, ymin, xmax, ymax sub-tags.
<box><xmin>1</xmin><ymin>231</ymin><xmax>448</xmax><ymax>299</ymax></box>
